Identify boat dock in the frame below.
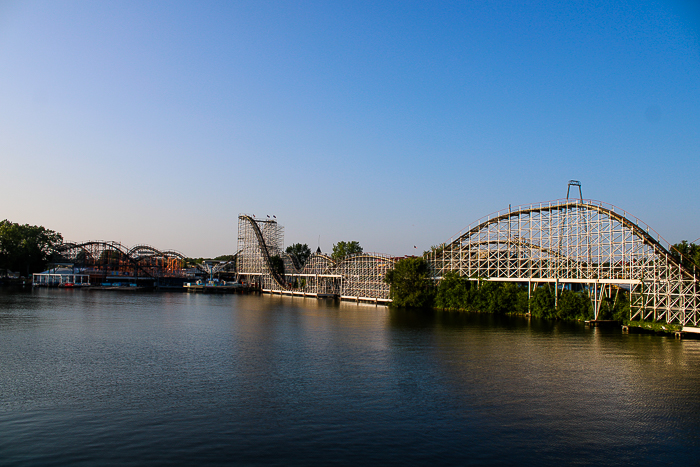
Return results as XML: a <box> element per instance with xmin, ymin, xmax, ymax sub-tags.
<box><xmin>184</xmin><ymin>281</ymin><xmax>254</xmax><ymax>294</ymax></box>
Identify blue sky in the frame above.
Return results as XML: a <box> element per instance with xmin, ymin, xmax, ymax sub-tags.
<box><xmin>1</xmin><ymin>0</ymin><xmax>698</xmax><ymax>256</ymax></box>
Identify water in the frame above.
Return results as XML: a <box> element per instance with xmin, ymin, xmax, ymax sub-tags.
<box><xmin>1</xmin><ymin>288</ymin><xmax>699</xmax><ymax>466</ymax></box>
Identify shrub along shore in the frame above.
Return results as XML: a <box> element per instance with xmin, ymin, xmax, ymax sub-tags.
<box><xmin>385</xmin><ymin>257</ymin><xmax>629</xmax><ymax>321</ymax></box>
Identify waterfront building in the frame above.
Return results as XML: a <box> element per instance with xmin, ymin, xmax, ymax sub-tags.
<box><xmin>33</xmin><ymin>266</ymin><xmax>90</xmax><ymax>287</ymax></box>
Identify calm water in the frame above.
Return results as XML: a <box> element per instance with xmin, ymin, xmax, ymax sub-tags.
<box><xmin>1</xmin><ymin>288</ymin><xmax>699</xmax><ymax>466</ymax></box>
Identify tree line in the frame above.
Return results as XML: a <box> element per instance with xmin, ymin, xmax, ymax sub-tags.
<box><xmin>0</xmin><ymin>220</ymin><xmax>63</xmax><ymax>277</ymax></box>
<box><xmin>282</xmin><ymin>241</ymin><xmax>363</xmax><ymax>269</ymax></box>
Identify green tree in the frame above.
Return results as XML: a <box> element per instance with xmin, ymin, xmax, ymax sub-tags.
<box><xmin>332</xmin><ymin>241</ymin><xmax>363</xmax><ymax>261</ymax></box>
<box><xmin>530</xmin><ymin>284</ymin><xmax>556</xmax><ymax>319</ymax></box>
<box><xmin>384</xmin><ymin>257</ymin><xmax>435</xmax><ymax>308</ymax></box>
<box><xmin>557</xmin><ymin>288</ymin><xmax>593</xmax><ymax>320</ymax></box>
<box><xmin>214</xmin><ymin>254</ymin><xmax>235</xmax><ymax>261</ymax></box>
<box><xmin>595</xmin><ymin>286</ymin><xmax>630</xmax><ymax>321</ymax></box>
<box><xmin>488</xmin><ymin>282</ymin><xmax>528</xmax><ymax>314</ymax></box>
<box><xmin>285</xmin><ymin>243</ymin><xmax>311</xmax><ymax>266</ymax></box>
<box><xmin>0</xmin><ymin>220</ymin><xmax>63</xmax><ymax>276</ymax></box>
<box><xmin>435</xmin><ymin>271</ymin><xmax>471</xmax><ymax>310</ymax></box>
<box><xmin>671</xmin><ymin>240</ymin><xmax>700</xmax><ymax>272</ymax></box>
<box><xmin>184</xmin><ymin>257</ymin><xmax>205</xmax><ymax>266</ymax></box>
<box><xmin>269</xmin><ymin>255</ymin><xmax>285</xmax><ymax>277</ymax></box>
<box><xmin>423</xmin><ymin>244</ymin><xmax>445</xmax><ymax>256</ymax></box>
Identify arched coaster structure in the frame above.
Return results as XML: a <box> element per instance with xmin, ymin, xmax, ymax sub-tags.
<box><xmin>54</xmin><ymin>241</ymin><xmax>187</xmax><ymax>278</ymax></box>
<box><xmin>236</xmin><ymin>215</ymin><xmax>394</xmax><ymax>302</ymax></box>
<box><xmin>426</xmin><ymin>199</ymin><xmax>699</xmax><ymax>326</ymax></box>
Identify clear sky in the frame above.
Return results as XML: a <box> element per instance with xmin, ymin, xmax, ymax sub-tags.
<box><xmin>1</xmin><ymin>0</ymin><xmax>698</xmax><ymax>257</ymax></box>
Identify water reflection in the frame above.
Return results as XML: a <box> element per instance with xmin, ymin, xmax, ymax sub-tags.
<box><xmin>388</xmin><ymin>307</ymin><xmax>700</xmax><ymax>462</ymax></box>
<box><xmin>0</xmin><ymin>289</ymin><xmax>698</xmax><ymax>465</ymax></box>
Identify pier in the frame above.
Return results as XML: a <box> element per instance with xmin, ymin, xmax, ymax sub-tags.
<box><xmin>184</xmin><ymin>282</ymin><xmax>254</xmax><ymax>294</ymax></box>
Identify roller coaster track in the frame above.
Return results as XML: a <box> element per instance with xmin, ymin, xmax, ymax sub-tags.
<box><xmin>428</xmin><ymin>198</ymin><xmax>699</xmax><ymax>325</ymax></box>
<box><xmin>286</xmin><ymin>252</ymin><xmax>303</xmax><ymax>272</ymax></box>
<box><xmin>237</xmin><ymin>214</ymin><xmax>394</xmax><ymax>300</ymax></box>
<box><xmin>461</xmin><ymin>238</ymin><xmax>569</xmax><ymax>262</ymax></box>
<box><xmin>240</xmin><ymin>224</ymin><xmax>395</xmax><ymax>277</ymax></box>
<box><xmin>56</xmin><ymin>241</ymin><xmax>151</xmax><ymax>277</ymax></box>
<box><xmin>282</xmin><ymin>252</ymin><xmax>394</xmax><ymax>275</ymax></box>
<box><xmin>128</xmin><ymin>244</ymin><xmax>187</xmax><ymax>261</ymax></box>
<box><xmin>239</xmin><ymin>215</ymin><xmax>289</xmax><ymax>289</ymax></box>
<box><xmin>55</xmin><ymin>197</ymin><xmax>698</xmax><ymax>324</ymax></box>
<box><xmin>444</xmin><ymin>199</ymin><xmax>689</xmax><ymax>275</ymax></box>
<box><xmin>55</xmin><ymin>241</ymin><xmax>187</xmax><ymax>278</ymax></box>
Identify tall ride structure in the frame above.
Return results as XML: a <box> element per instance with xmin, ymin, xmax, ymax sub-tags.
<box><xmin>426</xmin><ymin>198</ymin><xmax>699</xmax><ymax>326</ymax></box>
<box><xmin>237</xmin><ymin>215</ymin><xmax>285</xmax><ymax>289</ymax></box>
<box><xmin>236</xmin><ymin>214</ymin><xmax>394</xmax><ymax>302</ymax></box>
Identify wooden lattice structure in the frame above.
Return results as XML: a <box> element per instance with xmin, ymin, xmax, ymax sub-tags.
<box><xmin>426</xmin><ymin>199</ymin><xmax>699</xmax><ymax>325</ymax></box>
<box><xmin>236</xmin><ymin>215</ymin><xmax>394</xmax><ymax>301</ymax></box>
<box><xmin>54</xmin><ymin>241</ymin><xmax>187</xmax><ymax>278</ymax></box>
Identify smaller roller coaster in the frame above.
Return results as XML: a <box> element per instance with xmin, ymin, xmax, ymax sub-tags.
<box><xmin>54</xmin><ymin>241</ymin><xmax>189</xmax><ymax>278</ymax></box>
<box><xmin>236</xmin><ymin>215</ymin><xmax>394</xmax><ymax>301</ymax></box>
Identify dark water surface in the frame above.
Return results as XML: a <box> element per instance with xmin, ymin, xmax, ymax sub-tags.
<box><xmin>1</xmin><ymin>288</ymin><xmax>699</xmax><ymax>466</ymax></box>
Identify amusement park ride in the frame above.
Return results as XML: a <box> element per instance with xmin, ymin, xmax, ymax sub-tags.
<box><xmin>50</xmin><ymin>241</ymin><xmax>234</xmax><ymax>288</ymax></box>
<box><xmin>49</xmin><ymin>182</ymin><xmax>700</xmax><ymax>326</ymax></box>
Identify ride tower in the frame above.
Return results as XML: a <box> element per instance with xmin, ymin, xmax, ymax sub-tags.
<box><xmin>237</xmin><ymin>215</ymin><xmax>284</xmax><ymax>289</ymax></box>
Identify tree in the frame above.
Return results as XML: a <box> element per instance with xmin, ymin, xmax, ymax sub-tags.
<box><xmin>384</xmin><ymin>257</ymin><xmax>435</xmax><ymax>308</ymax></box>
<box><xmin>557</xmin><ymin>288</ymin><xmax>593</xmax><ymax>320</ymax></box>
<box><xmin>332</xmin><ymin>241</ymin><xmax>363</xmax><ymax>261</ymax></box>
<box><xmin>480</xmin><ymin>281</ymin><xmax>528</xmax><ymax>314</ymax></box>
<box><xmin>530</xmin><ymin>284</ymin><xmax>556</xmax><ymax>319</ymax></box>
<box><xmin>285</xmin><ymin>243</ymin><xmax>311</xmax><ymax>266</ymax></box>
<box><xmin>269</xmin><ymin>255</ymin><xmax>285</xmax><ymax>277</ymax></box>
<box><xmin>214</xmin><ymin>254</ymin><xmax>236</xmax><ymax>261</ymax></box>
<box><xmin>0</xmin><ymin>220</ymin><xmax>63</xmax><ymax>276</ymax></box>
<box><xmin>435</xmin><ymin>271</ymin><xmax>470</xmax><ymax>309</ymax></box>
<box><xmin>671</xmin><ymin>241</ymin><xmax>700</xmax><ymax>272</ymax></box>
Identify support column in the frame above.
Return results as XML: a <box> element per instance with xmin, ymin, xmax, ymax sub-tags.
<box><xmin>593</xmin><ymin>281</ymin><xmax>600</xmax><ymax>320</ymax></box>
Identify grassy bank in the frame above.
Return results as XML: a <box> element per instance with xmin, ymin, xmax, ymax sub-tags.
<box><xmin>624</xmin><ymin>320</ymin><xmax>682</xmax><ymax>334</ymax></box>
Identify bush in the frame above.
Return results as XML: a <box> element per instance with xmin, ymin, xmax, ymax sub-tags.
<box><xmin>596</xmin><ymin>287</ymin><xmax>630</xmax><ymax>320</ymax></box>
<box><xmin>435</xmin><ymin>271</ymin><xmax>470</xmax><ymax>310</ymax></box>
<box><xmin>528</xmin><ymin>284</ymin><xmax>554</xmax><ymax>318</ymax></box>
<box><xmin>557</xmin><ymin>288</ymin><xmax>593</xmax><ymax>320</ymax></box>
<box><xmin>385</xmin><ymin>257</ymin><xmax>435</xmax><ymax>308</ymax></box>
<box><xmin>411</xmin><ymin>266</ymin><xmax>630</xmax><ymax>321</ymax></box>
<box><xmin>435</xmin><ymin>275</ymin><xmax>528</xmax><ymax>314</ymax></box>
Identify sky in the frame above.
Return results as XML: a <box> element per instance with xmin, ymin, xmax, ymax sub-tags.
<box><xmin>1</xmin><ymin>0</ymin><xmax>698</xmax><ymax>257</ymax></box>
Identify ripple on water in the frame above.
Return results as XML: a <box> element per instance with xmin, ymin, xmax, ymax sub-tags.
<box><xmin>0</xmin><ymin>289</ymin><xmax>699</xmax><ymax>466</ymax></box>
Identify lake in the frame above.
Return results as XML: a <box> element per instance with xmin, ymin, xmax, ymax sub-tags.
<box><xmin>1</xmin><ymin>288</ymin><xmax>699</xmax><ymax>466</ymax></box>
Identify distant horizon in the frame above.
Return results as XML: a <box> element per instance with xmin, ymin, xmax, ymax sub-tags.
<box><xmin>2</xmin><ymin>1</ymin><xmax>698</xmax><ymax>257</ymax></box>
